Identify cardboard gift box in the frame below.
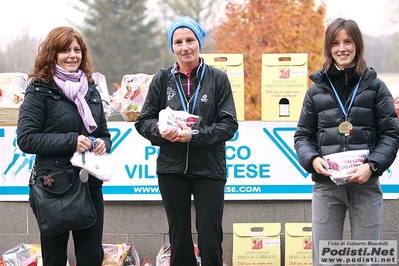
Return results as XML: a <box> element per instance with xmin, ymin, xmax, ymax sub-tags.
<box><xmin>201</xmin><ymin>54</ymin><xmax>245</xmax><ymax>121</ymax></box>
<box><xmin>233</xmin><ymin>223</ymin><xmax>281</xmax><ymax>266</ymax></box>
<box><xmin>285</xmin><ymin>223</ymin><xmax>312</xmax><ymax>266</ymax></box>
<box><xmin>261</xmin><ymin>54</ymin><xmax>308</xmax><ymax>121</ymax></box>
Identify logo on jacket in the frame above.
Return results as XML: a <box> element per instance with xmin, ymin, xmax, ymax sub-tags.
<box><xmin>201</xmin><ymin>94</ymin><xmax>208</xmax><ymax>103</ymax></box>
<box><xmin>167</xmin><ymin>87</ymin><xmax>175</xmax><ymax>101</ymax></box>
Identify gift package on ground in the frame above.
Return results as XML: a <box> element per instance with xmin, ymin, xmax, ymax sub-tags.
<box><xmin>201</xmin><ymin>54</ymin><xmax>245</xmax><ymax>121</ymax></box>
<box><xmin>155</xmin><ymin>244</ymin><xmax>201</xmax><ymax>266</ymax></box>
<box><xmin>102</xmin><ymin>243</ymin><xmax>139</xmax><ymax>266</ymax></box>
<box><xmin>285</xmin><ymin>223</ymin><xmax>312</xmax><ymax>266</ymax></box>
<box><xmin>1</xmin><ymin>243</ymin><xmax>42</xmax><ymax>266</ymax></box>
<box><xmin>233</xmin><ymin>223</ymin><xmax>281</xmax><ymax>266</ymax></box>
<box><xmin>261</xmin><ymin>54</ymin><xmax>308</xmax><ymax>121</ymax></box>
<box><xmin>1</xmin><ymin>243</ymin><xmax>140</xmax><ymax>266</ymax></box>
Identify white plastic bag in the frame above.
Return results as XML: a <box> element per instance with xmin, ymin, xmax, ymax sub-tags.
<box><xmin>322</xmin><ymin>149</ymin><xmax>369</xmax><ymax>186</ymax></box>
<box><xmin>70</xmin><ymin>151</ymin><xmax>117</xmax><ymax>182</ymax></box>
<box><xmin>158</xmin><ymin>107</ymin><xmax>201</xmax><ymax>132</ymax></box>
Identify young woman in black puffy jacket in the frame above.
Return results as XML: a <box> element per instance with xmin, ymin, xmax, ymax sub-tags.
<box><xmin>294</xmin><ymin>18</ymin><xmax>399</xmax><ymax>266</ymax></box>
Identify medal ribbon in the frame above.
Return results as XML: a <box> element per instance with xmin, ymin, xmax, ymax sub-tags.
<box><xmin>325</xmin><ymin>73</ymin><xmax>362</xmax><ymax>118</ymax></box>
<box><xmin>172</xmin><ymin>63</ymin><xmax>206</xmax><ymax>114</ymax></box>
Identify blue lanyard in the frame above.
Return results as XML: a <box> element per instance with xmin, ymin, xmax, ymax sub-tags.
<box><xmin>82</xmin><ymin>136</ymin><xmax>97</xmax><ymax>164</ymax></box>
<box><xmin>172</xmin><ymin>64</ymin><xmax>206</xmax><ymax>114</ymax></box>
<box><xmin>325</xmin><ymin>73</ymin><xmax>362</xmax><ymax>118</ymax></box>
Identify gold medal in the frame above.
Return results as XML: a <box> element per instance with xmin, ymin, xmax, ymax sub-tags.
<box><xmin>338</xmin><ymin>121</ymin><xmax>353</xmax><ymax>135</ymax></box>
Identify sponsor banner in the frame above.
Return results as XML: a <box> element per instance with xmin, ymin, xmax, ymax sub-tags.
<box><xmin>1</xmin><ymin>122</ymin><xmax>399</xmax><ymax>201</ymax></box>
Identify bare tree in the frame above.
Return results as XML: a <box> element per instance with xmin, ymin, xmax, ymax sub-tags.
<box><xmin>386</xmin><ymin>0</ymin><xmax>399</xmax><ymax>26</ymax></box>
<box><xmin>0</xmin><ymin>28</ymin><xmax>40</xmax><ymax>74</ymax></box>
<box><xmin>385</xmin><ymin>0</ymin><xmax>399</xmax><ymax>71</ymax></box>
<box><xmin>75</xmin><ymin>0</ymin><xmax>162</xmax><ymax>93</ymax></box>
<box><xmin>150</xmin><ymin>0</ymin><xmax>226</xmax><ymax>65</ymax></box>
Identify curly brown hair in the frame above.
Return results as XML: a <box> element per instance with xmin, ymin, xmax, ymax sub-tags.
<box><xmin>29</xmin><ymin>26</ymin><xmax>93</xmax><ymax>83</ymax></box>
<box><xmin>322</xmin><ymin>18</ymin><xmax>367</xmax><ymax>77</ymax></box>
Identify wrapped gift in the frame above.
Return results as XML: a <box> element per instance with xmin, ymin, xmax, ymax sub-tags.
<box><xmin>102</xmin><ymin>243</ymin><xmax>139</xmax><ymax>266</ymax></box>
<box><xmin>0</xmin><ymin>73</ymin><xmax>28</xmax><ymax>124</ymax></box>
<box><xmin>1</xmin><ymin>243</ymin><xmax>42</xmax><ymax>266</ymax></box>
<box><xmin>92</xmin><ymin>72</ymin><xmax>111</xmax><ymax>120</ymax></box>
<box><xmin>388</xmin><ymin>83</ymin><xmax>399</xmax><ymax>117</ymax></box>
<box><xmin>110</xmin><ymin>73</ymin><xmax>153</xmax><ymax>122</ymax></box>
<box><xmin>155</xmin><ymin>244</ymin><xmax>201</xmax><ymax>266</ymax></box>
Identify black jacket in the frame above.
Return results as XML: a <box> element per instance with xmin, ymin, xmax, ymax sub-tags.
<box><xmin>17</xmin><ymin>79</ymin><xmax>112</xmax><ymax>184</ymax></box>
<box><xmin>135</xmin><ymin>61</ymin><xmax>238</xmax><ymax>180</ymax></box>
<box><xmin>294</xmin><ymin>66</ymin><xmax>399</xmax><ymax>182</ymax></box>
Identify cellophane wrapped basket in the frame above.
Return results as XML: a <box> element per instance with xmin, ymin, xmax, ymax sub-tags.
<box><xmin>92</xmin><ymin>72</ymin><xmax>111</xmax><ymax>120</ymax></box>
<box><xmin>120</xmin><ymin>110</ymin><xmax>141</xmax><ymax>122</ymax></box>
<box><xmin>109</xmin><ymin>73</ymin><xmax>153</xmax><ymax>122</ymax></box>
<box><xmin>0</xmin><ymin>73</ymin><xmax>28</xmax><ymax>124</ymax></box>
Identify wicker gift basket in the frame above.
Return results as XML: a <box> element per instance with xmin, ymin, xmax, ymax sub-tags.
<box><xmin>120</xmin><ymin>110</ymin><xmax>141</xmax><ymax>122</ymax></box>
<box><xmin>109</xmin><ymin>73</ymin><xmax>153</xmax><ymax>122</ymax></box>
<box><xmin>0</xmin><ymin>107</ymin><xmax>20</xmax><ymax>124</ymax></box>
<box><xmin>0</xmin><ymin>73</ymin><xmax>28</xmax><ymax>124</ymax></box>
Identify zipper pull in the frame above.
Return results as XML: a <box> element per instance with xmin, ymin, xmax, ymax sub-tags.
<box><xmin>186</xmin><ymin>72</ymin><xmax>191</xmax><ymax>96</ymax></box>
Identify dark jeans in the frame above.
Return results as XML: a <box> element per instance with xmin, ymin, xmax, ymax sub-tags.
<box><xmin>29</xmin><ymin>180</ymin><xmax>104</xmax><ymax>266</ymax></box>
<box><xmin>158</xmin><ymin>174</ymin><xmax>226</xmax><ymax>266</ymax></box>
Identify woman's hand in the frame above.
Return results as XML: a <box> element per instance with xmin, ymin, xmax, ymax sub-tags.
<box><xmin>76</xmin><ymin>135</ymin><xmax>91</xmax><ymax>152</ymax></box>
<box><xmin>159</xmin><ymin>121</ymin><xmax>191</xmax><ymax>143</ymax></box>
<box><xmin>159</xmin><ymin>127</ymin><xmax>179</xmax><ymax>142</ymax></box>
<box><xmin>175</xmin><ymin>121</ymin><xmax>191</xmax><ymax>143</ymax></box>
<box><xmin>312</xmin><ymin>157</ymin><xmax>331</xmax><ymax>177</ymax></box>
<box><xmin>76</xmin><ymin>135</ymin><xmax>106</xmax><ymax>155</ymax></box>
<box><xmin>93</xmin><ymin>138</ymin><xmax>107</xmax><ymax>155</ymax></box>
<box><xmin>346</xmin><ymin>164</ymin><xmax>372</xmax><ymax>184</ymax></box>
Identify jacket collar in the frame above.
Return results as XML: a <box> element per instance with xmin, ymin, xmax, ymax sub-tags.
<box><xmin>311</xmin><ymin>66</ymin><xmax>376</xmax><ymax>90</ymax></box>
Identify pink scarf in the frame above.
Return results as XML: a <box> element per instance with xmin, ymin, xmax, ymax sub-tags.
<box><xmin>53</xmin><ymin>64</ymin><xmax>97</xmax><ymax>133</ymax></box>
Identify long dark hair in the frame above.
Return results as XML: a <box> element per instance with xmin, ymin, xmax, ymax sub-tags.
<box><xmin>29</xmin><ymin>26</ymin><xmax>93</xmax><ymax>82</ymax></box>
<box><xmin>322</xmin><ymin>18</ymin><xmax>367</xmax><ymax>77</ymax></box>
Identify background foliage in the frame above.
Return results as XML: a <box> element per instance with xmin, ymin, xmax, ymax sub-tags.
<box><xmin>212</xmin><ymin>0</ymin><xmax>326</xmax><ymax>120</ymax></box>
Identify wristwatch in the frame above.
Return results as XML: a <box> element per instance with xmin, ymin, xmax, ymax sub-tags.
<box><xmin>367</xmin><ymin>162</ymin><xmax>378</xmax><ymax>173</ymax></box>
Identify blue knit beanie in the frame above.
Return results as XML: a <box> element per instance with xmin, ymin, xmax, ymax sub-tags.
<box><xmin>168</xmin><ymin>16</ymin><xmax>206</xmax><ymax>53</ymax></box>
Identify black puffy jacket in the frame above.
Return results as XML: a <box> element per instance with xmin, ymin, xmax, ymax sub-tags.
<box><xmin>17</xmin><ymin>79</ymin><xmax>111</xmax><ymax>184</ymax></box>
<box><xmin>135</xmin><ymin>61</ymin><xmax>238</xmax><ymax>180</ymax></box>
<box><xmin>294</xmin><ymin>67</ymin><xmax>399</xmax><ymax>182</ymax></box>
